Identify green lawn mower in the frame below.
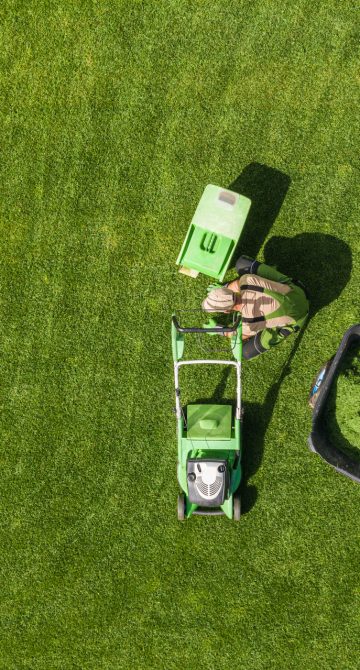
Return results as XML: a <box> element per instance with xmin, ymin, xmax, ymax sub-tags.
<box><xmin>172</xmin><ymin>312</ymin><xmax>243</xmax><ymax>520</ymax></box>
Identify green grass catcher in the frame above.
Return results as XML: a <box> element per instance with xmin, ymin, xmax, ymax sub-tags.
<box><xmin>172</xmin><ymin>313</ymin><xmax>243</xmax><ymax>520</ymax></box>
<box><xmin>176</xmin><ymin>184</ymin><xmax>251</xmax><ymax>280</ymax></box>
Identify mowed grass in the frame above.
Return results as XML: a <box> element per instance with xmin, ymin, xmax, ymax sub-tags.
<box><xmin>1</xmin><ymin>1</ymin><xmax>360</xmax><ymax>668</ymax></box>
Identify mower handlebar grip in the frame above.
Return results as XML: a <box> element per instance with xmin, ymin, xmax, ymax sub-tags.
<box><xmin>172</xmin><ymin>315</ymin><xmax>241</xmax><ymax>334</ymax></box>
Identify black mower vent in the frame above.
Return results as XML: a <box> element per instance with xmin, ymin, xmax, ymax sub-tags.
<box><xmin>196</xmin><ymin>476</ymin><xmax>223</xmax><ymax>498</ymax></box>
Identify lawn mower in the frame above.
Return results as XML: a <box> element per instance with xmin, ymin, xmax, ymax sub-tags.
<box><xmin>172</xmin><ymin>312</ymin><xmax>243</xmax><ymax>520</ymax></box>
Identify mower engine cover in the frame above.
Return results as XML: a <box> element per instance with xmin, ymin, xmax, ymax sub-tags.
<box><xmin>187</xmin><ymin>459</ymin><xmax>229</xmax><ymax>507</ymax></box>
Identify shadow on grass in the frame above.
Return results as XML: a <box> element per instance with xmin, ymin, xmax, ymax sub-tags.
<box><xmin>240</xmin><ymin>232</ymin><xmax>352</xmax><ymax>513</ymax></box>
<box><xmin>229</xmin><ymin>162</ymin><xmax>291</xmax><ymax>259</ymax></box>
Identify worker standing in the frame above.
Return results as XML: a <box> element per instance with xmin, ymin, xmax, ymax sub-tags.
<box><xmin>202</xmin><ymin>256</ymin><xmax>310</xmax><ymax>360</ymax></box>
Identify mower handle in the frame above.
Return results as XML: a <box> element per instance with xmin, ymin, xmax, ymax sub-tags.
<box><xmin>172</xmin><ymin>315</ymin><xmax>241</xmax><ymax>334</ymax></box>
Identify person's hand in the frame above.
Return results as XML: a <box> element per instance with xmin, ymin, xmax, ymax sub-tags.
<box><xmin>224</xmin><ymin>325</ymin><xmax>242</xmax><ymax>338</ymax></box>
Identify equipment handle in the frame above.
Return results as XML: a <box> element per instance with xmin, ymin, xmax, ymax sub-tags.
<box><xmin>172</xmin><ymin>315</ymin><xmax>241</xmax><ymax>334</ymax></box>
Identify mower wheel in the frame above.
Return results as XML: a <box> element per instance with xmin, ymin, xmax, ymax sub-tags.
<box><xmin>177</xmin><ymin>493</ymin><xmax>186</xmax><ymax>521</ymax></box>
<box><xmin>233</xmin><ymin>492</ymin><xmax>241</xmax><ymax>521</ymax></box>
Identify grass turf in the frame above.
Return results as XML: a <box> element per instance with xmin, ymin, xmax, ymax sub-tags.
<box><xmin>1</xmin><ymin>1</ymin><xmax>360</xmax><ymax>668</ymax></box>
<box><xmin>326</xmin><ymin>344</ymin><xmax>360</xmax><ymax>457</ymax></box>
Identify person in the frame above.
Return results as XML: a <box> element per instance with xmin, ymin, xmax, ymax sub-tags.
<box><xmin>202</xmin><ymin>255</ymin><xmax>310</xmax><ymax>360</ymax></box>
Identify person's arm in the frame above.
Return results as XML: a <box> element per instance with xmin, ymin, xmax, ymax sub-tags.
<box><xmin>253</xmin><ymin>262</ymin><xmax>293</xmax><ymax>285</ymax></box>
<box><xmin>236</xmin><ymin>255</ymin><xmax>293</xmax><ymax>285</ymax></box>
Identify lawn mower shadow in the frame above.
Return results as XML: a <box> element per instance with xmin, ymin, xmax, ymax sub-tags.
<box><xmin>189</xmin><ymin>344</ymin><xmax>303</xmax><ymax>514</ymax></box>
<box><xmin>241</xmin><ymin>338</ymin><xmax>302</xmax><ymax>514</ymax></box>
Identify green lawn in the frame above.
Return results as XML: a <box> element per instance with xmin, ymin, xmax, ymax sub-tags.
<box><xmin>1</xmin><ymin>1</ymin><xmax>360</xmax><ymax>668</ymax></box>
